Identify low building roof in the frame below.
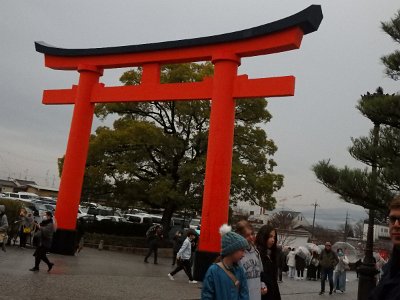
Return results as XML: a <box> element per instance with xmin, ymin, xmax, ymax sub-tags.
<box><xmin>14</xmin><ymin>179</ymin><xmax>37</xmax><ymax>186</ymax></box>
<box><xmin>0</xmin><ymin>179</ymin><xmax>17</xmax><ymax>187</ymax></box>
<box><xmin>27</xmin><ymin>184</ymin><xmax>59</xmax><ymax>193</ymax></box>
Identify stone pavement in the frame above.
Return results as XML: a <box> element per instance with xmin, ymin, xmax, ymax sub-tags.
<box><xmin>0</xmin><ymin>246</ymin><xmax>359</xmax><ymax>300</ymax></box>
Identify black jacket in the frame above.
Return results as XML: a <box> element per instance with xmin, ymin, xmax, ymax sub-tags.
<box><xmin>369</xmin><ymin>247</ymin><xmax>400</xmax><ymax>300</ymax></box>
<box><xmin>260</xmin><ymin>250</ymin><xmax>281</xmax><ymax>300</ymax></box>
<box><xmin>295</xmin><ymin>254</ymin><xmax>306</xmax><ymax>270</ymax></box>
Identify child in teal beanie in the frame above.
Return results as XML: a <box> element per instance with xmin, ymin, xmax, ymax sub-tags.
<box><xmin>201</xmin><ymin>224</ymin><xmax>249</xmax><ymax>300</ymax></box>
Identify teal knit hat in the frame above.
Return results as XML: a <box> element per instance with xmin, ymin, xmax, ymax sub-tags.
<box><xmin>220</xmin><ymin>224</ymin><xmax>248</xmax><ymax>256</ymax></box>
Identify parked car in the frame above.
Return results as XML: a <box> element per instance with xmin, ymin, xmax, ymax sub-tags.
<box><xmin>3</xmin><ymin>192</ymin><xmax>24</xmax><ymax>201</ymax></box>
<box><xmin>43</xmin><ymin>204</ymin><xmax>56</xmax><ymax>213</ymax></box>
<box><xmin>26</xmin><ymin>202</ymin><xmax>47</xmax><ymax>223</ymax></box>
<box><xmin>81</xmin><ymin>202</ymin><xmax>98</xmax><ymax>209</ymax></box>
<box><xmin>172</xmin><ymin>217</ymin><xmax>190</xmax><ymax>229</ymax></box>
<box><xmin>17</xmin><ymin>192</ymin><xmax>39</xmax><ymax>202</ymax></box>
<box><xmin>77</xmin><ymin>206</ymin><xmax>88</xmax><ymax>219</ymax></box>
<box><xmin>2</xmin><ymin>192</ymin><xmax>39</xmax><ymax>203</ymax></box>
<box><xmin>189</xmin><ymin>218</ymin><xmax>201</xmax><ymax>230</ymax></box>
<box><xmin>37</xmin><ymin>197</ymin><xmax>57</xmax><ymax>205</ymax></box>
<box><xmin>124</xmin><ymin>213</ymin><xmax>153</xmax><ymax>224</ymax></box>
<box><xmin>86</xmin><ymin>206</ymin><xmax>115</xmax><ymax>221</ymax></box>
<box><xmin>101</xmin><ymin>216</ymin><xmax>129</xmax><ymax>223</ymax></box>
<box><xmin>78</xmin><ymin>214</ymin><xmax>96</xmax><ymax>222</ymax></box>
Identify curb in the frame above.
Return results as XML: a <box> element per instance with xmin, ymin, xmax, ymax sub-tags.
<box><xmin>84</xmin><ymin>243</ymin><xmax>174</xmax><ymax>258</ymax></box>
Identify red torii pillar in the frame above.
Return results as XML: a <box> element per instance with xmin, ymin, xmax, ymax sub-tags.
<box><xmin>35</xmin><ymin>5</ymin><xmax>322</xmax><ymax>279</ymax></box>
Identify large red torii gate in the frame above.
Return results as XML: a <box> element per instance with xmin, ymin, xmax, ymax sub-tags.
<box><xmin>35</xmin><ymin>5</ymin><xmax>322</xmax><ymax>279</ymax></box>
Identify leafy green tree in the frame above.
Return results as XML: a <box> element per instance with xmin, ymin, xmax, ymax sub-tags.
<box><xmin>77</xmin><ymin>62</ymin><xmax>283</xmax><ymax>230</ymax></box>
<box><xmin>381</xmin><ymin>10</ymin><xmax>400</xmax><ymax>80</ymax></box>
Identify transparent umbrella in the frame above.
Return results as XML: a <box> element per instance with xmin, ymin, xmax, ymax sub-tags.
<box><xmin>332</xmin><ymin>242</ymin><xmax>358</xmax><ymax>263</ymax></box>
<box><xmin>296</xmin><ymin>246</ymin><xmax>311</xmax><ymax>259</ymax></box>
<box><xmin>306</xmin><ymin>243</ymin><xmax>321</xmax><ymax>254</ymax></box>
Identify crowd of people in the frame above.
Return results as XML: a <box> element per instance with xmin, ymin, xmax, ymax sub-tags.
<box><xmin>144</xmin><ymin>195</ymin><xmax>400</xmax><ymax>300</ymax></box>
<box><xmin>1</xmin><ymin>195</ymin><xmax>400</xmax><ymax>299</ymax></box>
<box><xmin>0</xmin><ymin>206</ymin><xmax>57</xmax><ymax>272</ymax></box>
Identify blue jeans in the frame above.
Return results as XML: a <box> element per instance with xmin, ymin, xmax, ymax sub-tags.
<box><xmin>321</xmin><ymin>267</ymin><xmax>334</xmax><ymax>293</ymax></box>
<box><xmin>334</xmin><ymin>270</ymin><xmax>346</xmax><ymax>291</ymax></box>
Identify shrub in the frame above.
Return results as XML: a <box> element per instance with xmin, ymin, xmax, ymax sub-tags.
<box><xmin>0</xmin><ymin>198</ymin><xmax>24</xmax><ymax>228</ymax></box>
<box><xmin>0</xmin><ymin>199</ymin><xmax>25</xmax><ymax>241</ymax></box>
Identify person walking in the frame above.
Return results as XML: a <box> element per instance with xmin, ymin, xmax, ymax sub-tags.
<box><xmin>256</xmin><ymin>224</ymin><xmax>281</xmax><ymax>300</ymax></box>
<box><xmin>236</xmin><ymin>220</ymin><xmax>267</xmax><ymax>299</ymax></box>
<box><xmin>168</xmin><ymin>230</ymin><xmax>197</xmax><ymax>283</ymax></box>
<box><xmin>369</xmin><ymin>196</ymin><xmax>400</xmax><ymax>300</ymax></box>
<box><xmin>333</xmin><ymin>248</ymin><xmax>349</xmax><ymax>293</ymax></box>
<box><xmin>201</xmin><ymin>224</ymin><xmax>249</xmax><ymax>300</ymax></box>
<box><xmin>171</xmin><ymin>230</ymin><xmax>184</xmax><ymax>266</ymax></box>
<box><xmin>0</xmin><ymin>205</ymin><xmax>8</xmax><ymax>252</ymax></box>
<box><xmin>29</xmin><ymin>211</ymin><xmax>54</xmax><ymax>272</ymax></box>
<box><xmin>295</xmin><ymin>252</ymin><xmax>306</xmax><ymax>280</ymax></box>
<box><xmin>319</xmin><ymin>242</ymin><xmax>338</xmax><ymax>295</ymax></box>
<box><xmin>19</xmin><ymin>208</ymin><xmax>33</xmax><ymax>248</ymax></box>
<box><xmin>144</xmin><ymin>225</ymin><xmax>163</xmax><ymax>264</ymax></box>
<box><xmin>286</xmin><ymin>247</ymin><xmax>296</xmax><ymax>279</ymax></box>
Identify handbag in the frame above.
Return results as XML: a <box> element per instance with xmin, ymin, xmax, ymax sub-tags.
<box><xmin>0</xmin><ymin>232</ymin><xmax>7</xmax><ymax>243</ymax></box>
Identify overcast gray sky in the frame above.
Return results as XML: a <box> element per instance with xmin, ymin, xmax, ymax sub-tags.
<box><xmin>1</xmin><ymin>0</ymin><xmax>399</xmax><ymax>221</ymax></box>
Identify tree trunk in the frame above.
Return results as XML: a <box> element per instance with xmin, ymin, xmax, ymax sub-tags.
<box><xmin>161</xmin><ymin>202</ymin><xmax>175</xmax><ymax>239</ymax></box>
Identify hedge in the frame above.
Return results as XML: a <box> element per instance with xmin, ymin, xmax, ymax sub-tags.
<box><xmin>82</xmin><ymin>220</ymin><xmax>173</xmax><ymax>248</ymax></box>
<box><xmin>83</xmin><ymin>219</ymin><xmax>152</xmax><ymax>237</ymax></box>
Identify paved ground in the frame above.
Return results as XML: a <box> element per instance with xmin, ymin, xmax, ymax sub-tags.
<box><xmin>0</xmin><ymin>246</ymin><xmax>359</xmax><ymax>300</ymax></box>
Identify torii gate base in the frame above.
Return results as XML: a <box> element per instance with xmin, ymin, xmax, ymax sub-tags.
<box><xmin>36</xmin><ymin>6</ymin><xmax>322</xmax><ymax>280</ymax></box>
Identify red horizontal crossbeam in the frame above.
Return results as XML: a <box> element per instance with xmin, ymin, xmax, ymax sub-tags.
<box><xmin>42</xmin><ymin>75</ymin><xmax>295</xmax><ymax>105</ymax></box>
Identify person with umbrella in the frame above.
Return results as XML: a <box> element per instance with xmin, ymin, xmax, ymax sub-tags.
<box><xmin>144</xmin><ymin>224</ymin><xmax>163</xmax><ymax>264</ymax></box>
<box><xmin>333</xmin><ymin>248</ymin><xmax>349</xmax><ymax>293</ymax></box>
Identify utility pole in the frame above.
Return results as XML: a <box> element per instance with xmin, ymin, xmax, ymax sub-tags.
<box><xmin>311</xmin><ymin>200</ymin><xmax>319</xmax><ymax>241</ymax></box>
<box><xmin>344</xmin><ymin>210</ymin><xmax>349</xmax><ymax>242</ymax></box>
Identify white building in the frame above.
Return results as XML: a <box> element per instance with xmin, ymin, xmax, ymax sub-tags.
<box><xmin>277</xmin><ymin>228</ymin><xmax>311</xmax><ymax>248</ymax></box>
<box><xmin>363</xmin><ymin>221</ymin><xmax>390</xmax><ymax>242</ymax></box>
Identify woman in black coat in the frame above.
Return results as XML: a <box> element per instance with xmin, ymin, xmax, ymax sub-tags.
<box><xmin>256</xmin><ymin>224</ymin><xmax>281</xmax><ymax>300</ymax></box>
<box><xmin>295</xmin><ymin>253</ymin><xmax>306</xmax><ymax>280</ymax></box>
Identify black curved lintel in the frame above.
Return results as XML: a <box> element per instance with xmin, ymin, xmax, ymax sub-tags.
<box><xmin>35</xmin><ymin>5</ymin><xmax>322</xmax><ymax>57</ymax></box>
